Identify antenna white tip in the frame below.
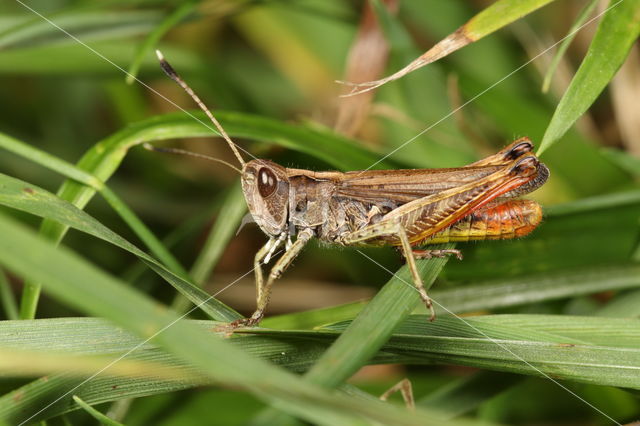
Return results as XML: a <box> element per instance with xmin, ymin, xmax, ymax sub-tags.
<box><xmin>155</xmin><ymin>49</ymin><xmax>164</xmax><ymax>61</ymax></box>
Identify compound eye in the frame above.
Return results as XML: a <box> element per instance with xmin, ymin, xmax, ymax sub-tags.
<box><xmin>258</xmin><ymin>167</ymin><xmax>277</xmax><ymax>197</ymax></box>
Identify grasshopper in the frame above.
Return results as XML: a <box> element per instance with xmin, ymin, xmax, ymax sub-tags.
<box><xmin>153</xmin><ymin>51</ymin><xmax>549</xmax><ymax>329</ymax></box>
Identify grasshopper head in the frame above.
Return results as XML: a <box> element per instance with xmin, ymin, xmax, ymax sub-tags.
<box><xmin>241</xmin><ymin>159</ymin><xmax>290</xmax><ymax>237</ymax></box>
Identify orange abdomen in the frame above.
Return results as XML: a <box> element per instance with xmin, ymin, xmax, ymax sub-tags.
<box><xmin>422</xmin><ymin>199</ymin><xmax>543</xmax><ymax>244</ymax></box>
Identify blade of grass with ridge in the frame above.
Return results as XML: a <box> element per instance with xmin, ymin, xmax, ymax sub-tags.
<box><xmin>596</xmin><ymin>289</ymin><xmax>640</xmax><ymax>318</ymax></box>
<box><xmin>0</xmin><ymin>172</ymin><xmax>239</xmax><ymax>321</ymax></box>
<box><xmin>0</xmin><ymin>269</ymin><xmax>18</xmax><ymax>320</ymax></box>
<box><xmin>173</xmin><ymin>181</ymin><xmax>246</xmax><ymax>312</ymax></box>
<box><xmin>3</xmin><ymin>312</ymin><xmax>639</xmax><ymax>422</ymax></box>
<box><xmin>0</xmin><ymin>316</ymin><xmax>476</xmax><ymax>423</ymax></box>
<box><xmin>538</xmin><ymin>0</ymin><xmax>640</xmax><ymax>155</ymax></box>
<box><xmin>73</xmin><ymin>396</ymin><xmax>125</xmax><ymax>426</ymax></box>
<box><xmin>0</xmin><ymin>10</ymin><xmax>161</xmax><ymax>50</ymax></box>
<box><xmin>541</xmin><ymin>0</ymin><xmax>599</xmax><ymax>93</ymax></box>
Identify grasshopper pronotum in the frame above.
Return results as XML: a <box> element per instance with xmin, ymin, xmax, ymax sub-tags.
<box><xmin>152</xmin><ymin>51</ymin><xmax>549</xmax><ymax>330</ymax></box>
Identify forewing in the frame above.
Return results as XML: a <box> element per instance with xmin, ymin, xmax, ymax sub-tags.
<box><xmin>335</xmin><ymin>165</ymin><xmax>504</xmax><ymax>204</ymax></box>
<box><xmin>334</xmin><ymin>139</ymin><xmax>536</xmax><ymax>204</ymax></box>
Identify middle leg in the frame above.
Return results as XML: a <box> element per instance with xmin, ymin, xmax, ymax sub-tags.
<box><xmin>339</xmin><ymin>220</ymin><xmax>438</xmax><ymax>320</ymax></box>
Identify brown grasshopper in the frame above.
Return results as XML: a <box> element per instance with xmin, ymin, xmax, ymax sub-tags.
<box><xmin>153</xmin><ymin>51</ymin><xmax>549</xmax><ymax>329</ymax></box>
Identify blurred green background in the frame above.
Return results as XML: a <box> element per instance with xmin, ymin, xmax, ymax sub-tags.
<box><xmin>0</xmin><ymin>0</ymin><xmax>639</xmax><ymax>425</ymax></box>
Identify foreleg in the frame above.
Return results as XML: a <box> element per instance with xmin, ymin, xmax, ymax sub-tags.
<box><xmin>253</xmin><ymin>235</ymin><xmax>285</xmax><ymax>301</ymax></box>
<box><xmin>225</xmin><ymin>229</ymin><xmax>313</xmax><ymax>330</ymax></box>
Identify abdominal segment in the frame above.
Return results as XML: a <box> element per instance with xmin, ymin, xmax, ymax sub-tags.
<box><xmin>421</xmin><ymin>199</ymin><xmax>542</xmax><ymax>244</ymax></box>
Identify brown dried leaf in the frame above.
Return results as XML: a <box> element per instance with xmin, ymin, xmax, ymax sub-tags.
<box><xmin>611</xmin><ymin>45</ymin><xmax>640</xmax><ymax>156</ymax></box>
<box><xmin>334</xmin><ymin>0</ymin><xmax>399</xmax><ymax>136</ymax></box>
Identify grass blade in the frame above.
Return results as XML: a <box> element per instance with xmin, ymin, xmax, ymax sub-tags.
<box><xmin>72</xmin><ymin>396</ymin><xmax>125</xmax><ymax>426</ymax></box>
<box><xmin>600</xmin><ymin>148</ymin><xmax>640</xmax><ymax>175</ymax></box>
<box><xmin>0</xmin><ymin>132</ymin><xmax>102</xmax><ymax>189</ymax></box>
<box><xmin>596</xmin><ymin>289</ymin><xmax>640</xmax><ymax>318</ymax></box>
<box><xmin>100</xmin><ymin>186</ymin><xmax>190</xmax><ymax>277</ymax></box>
<box><xmin>3</xmin><ymin>313</ymin><xmax>637</xmax><ymax>422</ymax></box>
<box><xmin>418</xmin><ymin>371</ymin><xmax>521</xmax><ymax>420</ymax></box>
<box><xmin>0</xmin><ymin>317</ymin><xmax>485</xmax><ymax>424</ymax></box>
<box><xmin>0</xmin><ymin>269</ymin><xmax>18</xmax><ymax>320</ymax></box>
<box><xmin>538</xmin><ymin>0</ymin><xmax>640</xmax><ymax>155</ymax></box>
<box><xmin>251</xmin><ymin>314</ymin><xmax>640</xmax><ymax>391</ymax></box>
<box><xmin>173</xmin><ymin>182</ymin><xmax>247</xmax><ymax>312</ymax></box>
<box><xmin>432</xmin><ymin>264</ymin><xmax>640</xmax><ymax>315</ymax></box>
<box><xmin>0</xmin><ymin>347</ymin><xmax>196</xmax><ymax>383</ymax></box>
<box><xmin>0</xmin><ymin>10</ymin><xmax>161</xmax><ymax>49</ymax></box>
<box><xmin>0</xmin><ymin>172</ymin><xmax>240</xmax><ymax>321</ymax></box>
<box><xmin>125</xmin><ymin>2</ymin><xmax>196</xmax><ymax>84</ymax></box>
<box><xmin>189</xmin><ymin>181</ymin><xmax>246</xmax><ymax>286</ymax></box>
<box><xmin>305</xmin><ymin>248</ymin><xmax>453</xmax><ymax>387</ymax></box>
<box><xmin>0</xmin><ymin>212</ymin><xmax>482</xmax><ymax>426</ymax></box>
<box><xmin>541</xmin><ymin>0</ymin><xmax>599</xmax><ymax>93</ymax></box>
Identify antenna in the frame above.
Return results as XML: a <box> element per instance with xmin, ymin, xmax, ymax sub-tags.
<box><xmin>143</xmin><ymin>143</ymin><xmax>242</xmax><ymax>174</ymax></box>
<box><xmin>155</xmin><ymin>50</ymin><xmax>246</xmax><ymax>167</ymax></box>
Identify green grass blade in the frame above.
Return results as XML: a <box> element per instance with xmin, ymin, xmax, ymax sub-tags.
<box><xmin>432</xmin><ymin>264</ymin><xmax>640</xmax><ymax>315</ymax></box>
<box><xmin>418</xmin><ymin>371</ymin><xmax>521</xmax><ymax>420</ymax></box>
<box><xmin>0</xmin><ymin>132</ymin><xmax>190</xmax><ymax>318</ymax></box>
<box><xmin>0</xmin><ymin>212</ymin><xmax>482</xmax><ymax>426</ymax></box>
<box><xmin>0</xmin><ymin>269</ymin><xmax>18</xmax><ymax>320</ymax></box>
<box><xmin>3</xmin><ymin>313</ymin><xmax>637</xmax><ymax>422</ymax></box>
<box><xmin>173</xmin><ymin>182</ymin><xmax>247</xmax><ymax>312</ymax></box>
<box><xmin>541</xmin><ymin>0</ymin><xmax>599</xmax><ymax>93</ymax></box>
<box><xmin>305</xmin><ymin>246</ymin><xmax>454</xmax><ymax>387</ymax></box>
<box><xmin>189</xmin><ymin>181</ymin><xmax>246</xmax><ymax>286</ymax></box>
<box><xmin>125</xmin><ymin>2</ymin><xmax>196</xmax><ymax>84</ymax></box>
<box><xmin>473</xmin><ymin>314</ymin><xmax>640</xmax><ymax>347</ymax></box>
<box><xmin>0</xmin><ymin>172</ymin><xmax>240</xmax><ymax>321</ymax></box>
<box><xmin>261</xmin><ymin>262</ymin><xmax>640</xmax><ymax>325</ymax></box>
<box><xmin>261</xmin><ymin>301</ymin><xmax>368</xmax><ymax>330</ymax></box>
<box><xmin>142</xmin><ymin>260</ymin><xmax>241</xmax><ymax>322</ymax></box>
<box><xmin>0</xmin><ymin>132</ymin><xmax>102</xmax><ymax>189</ymax></box>
<box><xmin>465</xmin><ymin>0</ymin><xmax>557</xmax><ymax>39</ymax></box>
<box><xmin>600</xmin><ymin>148</ymin><xmax>640</xmax><ymax>175</ymax></box>
<box><xmin>538</xmin><ymin>0</ymin><xmax>640</xmax><ymax>155</ymax></box>
<box><xmin>0</xmin><ymin>41</ymin><xmax>195</xmax><ymax>74</ymax></box>
<box><xmin>250</xmin><ymin>314</ymin><xmax>640</xmax><ymax>390</ymax></box>
<box><xmin>0</xmin><ymin>346</ymin><xmax>196</xmax><ymax>383</ymax></box>
<box><xmin>0</xmin><ymin>10</ymin><xmax>161</xmax><ymax>49</ymax></box>
<box><xmin>72</xmin><ymin>396</ymin><xmax>125</xmax><ymax>426</ymax></box>
<box><xmin>99</xmin><ymin>186</ymin><xmax>190</xmax><ymax>279</ymax></box>
<box><xmin>0</xmin><ymin>317</ymin><xmax>484</xmax><ymax>424</ymax></box>
<box><xmin>596</xmin><ymin>289</ymin><xmax>640</xmax><ymax>318</ymax></box>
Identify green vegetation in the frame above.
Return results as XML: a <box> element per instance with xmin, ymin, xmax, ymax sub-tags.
<box><xmin>0</xmin><ymin>1</ymin><xmax>638</xmax><ymax>424</ymax></box>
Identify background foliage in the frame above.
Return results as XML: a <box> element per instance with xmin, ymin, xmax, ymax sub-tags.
<box><xmin>0</xmin><ymin>0</ymin><xmax>639</xmax><ymax>425</ymax></box>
